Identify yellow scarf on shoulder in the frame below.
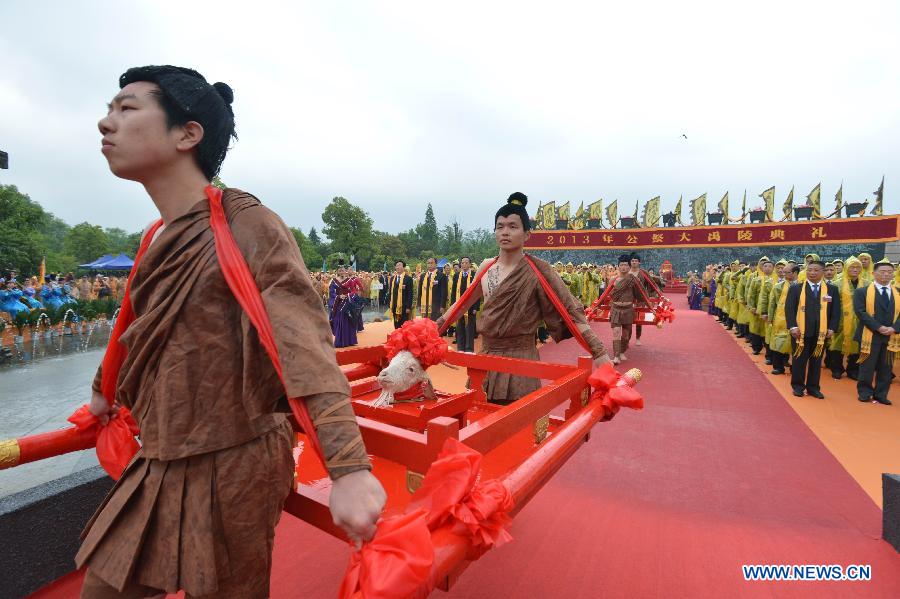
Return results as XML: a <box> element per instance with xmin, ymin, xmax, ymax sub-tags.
<box><xmin>772</xmin><ymin>281</ymin><xmax>790</xmax><ymax>333</ymax></box>
<box><xmin>793</xmin><ymin>282</ymin><xmax>829</xmax><ymax>357</ymax></box>
<box><xmin>454</xmin><ymin>269</ymin><xmax>474</xmax><ymax>322</ymax></box>
<box><xmin>392</xmin><ymin>274</ymin><xmax>405</xmax><ymax>317</ymax></box>
<box><xmin>858</xmin><ymin>283</ymin><xmax>900</xmax><ymax>363</ymax></box>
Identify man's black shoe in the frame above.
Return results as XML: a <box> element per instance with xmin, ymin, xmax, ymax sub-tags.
<box><xmin>808</xmin><ymin>390</ymin><xmax>825</xmax><ymax>399</ymax></box>
<box><xmin>875</xmin><ymin>397</ymin><xmax>892</xmax><ymax>406</ymax></box>
<box><xmin>858</xmin><ymin>396</ymin><xmax>873</xmax><ymax>403</ymax></box>
<box><xmin>764</xmin><ymin>358</ymin><xmax>772</xmax><ymax>365</ymax></box>
<box><xmin>792</xmin><ymin>389</ymin><xmax>804</xmax><ymax>397</ymax></box>
<box><xmin>831</xmin><ymin>372</ymin><xmax>842</xmax><ymax>380</ymax></box>
<box><xmin>771</xmin><ymin>369</ymin><xmax>785</xmax><ymax>375</ymax></box>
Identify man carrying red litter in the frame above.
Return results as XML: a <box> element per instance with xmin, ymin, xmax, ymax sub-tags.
<box><xmin>77</xmin><ymin>65</ymin><xmax>385</xmax><ymax>598</ymax></box>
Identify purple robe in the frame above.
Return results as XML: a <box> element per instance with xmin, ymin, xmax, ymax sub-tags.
<box><xmin>329</xmin><ymin>278</ymin><xmax>358</xmax><ymax>347</ymax></box>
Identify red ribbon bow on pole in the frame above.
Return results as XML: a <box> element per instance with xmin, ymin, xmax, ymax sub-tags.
<box><xmin>339</xmin><ymin>439</ymin><xmax>514</xmax><ymax>598</ymax></box>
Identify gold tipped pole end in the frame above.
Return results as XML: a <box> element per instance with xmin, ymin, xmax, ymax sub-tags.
<box><xmin>0</xmin><ymin>439</ymin><xmax>21</xmax><ymax>470</ymax></box>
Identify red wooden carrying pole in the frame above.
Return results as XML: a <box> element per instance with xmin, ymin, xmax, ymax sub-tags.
<box><xmin>0</xmin><ymin>427</ymin><xmax>97</xmax><ymax>470</ymax></box>
<box><xmin>425</xmin><ymin>368</ymin><xmax>641</xmax><ymax>592</ymax></box>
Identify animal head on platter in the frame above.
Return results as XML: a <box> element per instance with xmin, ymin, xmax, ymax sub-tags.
<box><xmin>372</xmin><ymin>318</ymin><xmax>447</xmax><ymax>407</ymax></box>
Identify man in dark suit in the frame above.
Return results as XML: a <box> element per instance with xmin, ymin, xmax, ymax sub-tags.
<box><xmin>785</xmin><ymin>260</ymin><xmax>841</xmax><ymax>398</ymax></box>
<box><xmin>448</xmin><ymin>256</ymin><xmax>480</xmax><ymax>352</ymax></box>
<box><xmin>389</xmin><ymin>261</ymin><xmax>414</xmax><ymax>329</ymax></box>
<box><xmin>377</xmin><ymin>271</ymin><xmax>390</xmax><ymax>309</ymax></box>
<box><xmin>418</xmin><ymin>257</ymin><xmax>448</xmax><ymax>320</ymax></box>
<box><xmin>853</xmin><ymin>259</ymin><xmax>899</xmax><ymax>406</ymax></box>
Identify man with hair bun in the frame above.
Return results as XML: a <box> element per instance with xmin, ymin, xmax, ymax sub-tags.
<box><xmin>78</xmin><ymin>65</ymin><xmax>385</xmax><ymax>598</ymax></box>
<box><xmin>439</xmin><ymin>192</ymin><xmax>610</xmax><ymax>404</ymax></box>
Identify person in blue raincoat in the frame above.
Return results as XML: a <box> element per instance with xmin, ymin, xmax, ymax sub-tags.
<box><xmin>21</xmin><ymin>287</ymin><xmax>43</xmax><ymax>309</ymax></box>
<box><xmin>0</xmin><ymin>286</ymin><xmax>30</xmax><ymax>317</ymax></box>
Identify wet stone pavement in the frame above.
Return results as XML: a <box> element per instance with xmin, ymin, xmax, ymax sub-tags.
<box><xmin>0</xmin><ymin>308</ymin><xmax>391</xmax><ymax>498</ymax></box>
<box><xmin>0</xmin><ymin>328</ymin><xmax>112</xmax><ymax>498</ymax></box>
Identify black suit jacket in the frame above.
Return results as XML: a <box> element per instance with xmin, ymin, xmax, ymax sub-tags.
<box><xmin>419</xmin><ymin>270</ymin><xmax>448</xmax><ymax>308</ymax></box>
<box><xmin>853</xmin><ymin>283</ymin><xmax>900</xmax><ymax>343</ymax></box>
<box><xmin>784</xmin><ymin>280</ymin><xmax>841</xmax><ymax>338</ymax></box>
<box><xmin>389</xmin><ymin>274</ymin><xmax>413</xmax><ymax>312</ymax></box>
<box><xmin>448</xmin><ymin>270</ymin><xmax>481</xmax><ymax>314</ymax></box>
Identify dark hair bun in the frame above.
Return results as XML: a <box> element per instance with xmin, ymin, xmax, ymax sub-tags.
<box><xmin>507</xmin><ymin>192</ymin><xmax>528</xmax><ymax>207</ymax></box>
<box><xmin>213</xmin><ymin>82</ymin><xmax>234</xmax><ymax>105</ymax></box>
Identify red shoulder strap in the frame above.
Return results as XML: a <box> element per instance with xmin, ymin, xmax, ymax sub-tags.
<box><xmin>206</xmin><ymin>186</ymin><xmax>326</xmax><ymax>465</ymax></box>
<box><xmin>100</xmin><ymin>219</ymin><xmax>164</xmax><ymax>405</ymax></box>
<box><xmin>438</xmin><ymin>258</ymin><xmax>496</xmax><ymax>334</ymax></box>
<box><xmin>522</xmin><ymin>255</ymin><xmax>592</xmax><ymax>355</ymax></box>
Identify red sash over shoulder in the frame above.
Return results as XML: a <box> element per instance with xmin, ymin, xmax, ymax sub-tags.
<box><xmin>79</xmin><ymin>186</ymin><xmax>326</xmax><ymax>479</ymax></box>
<box><xmin>438</xmin><ymin>254</ymin><xmax>592</xmax><ymax>354</ymax></box>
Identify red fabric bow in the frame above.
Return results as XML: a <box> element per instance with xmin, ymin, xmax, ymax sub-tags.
<box><xmin>656</xmin><ymin>303</ymin><xmax>676</xmax><ymax>323</ymax></box>
<box><xmin>587</xmin><ymin>362</ymin><xmax>644</xmax><ymax>422</ymax></box>
<box><xmin>384</xmin><ymin>318</ymin><xmax>448</xmax><ymax>369</ymax></box>
<box><xmin>407</xmin><ymin>439</ymin><xmax>514</xmax><ymax>549</ymax></box>
<box><xmin>338</xmin><ymin>509</ymin><xmax>434</xmax><ymax>599</ymax></box>
<box><xmin>67</xmin><ymin>405</ymin><xmax>140</xmax><ymax>479</ymax></box>
<box><xmin>339</xmin><ymin>439</ymin><xmax>514</xmax><ymax>598</ymax></box>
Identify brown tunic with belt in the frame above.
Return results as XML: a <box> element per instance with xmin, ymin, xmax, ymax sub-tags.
<box><xmin>475</xmin><ymin>255</ymin><xmax>606</xmax><ymax>405</ymax></box>
<box><xmin>609</xmin><ymin>272</ymin><xmax>640</xmax><ymax>326</ymax></box>
<box><xmin>76</xmin><ymin>189</ymin><xmax>370</xmax><ymax>597</ymax></box>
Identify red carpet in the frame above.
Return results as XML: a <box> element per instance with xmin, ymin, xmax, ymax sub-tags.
<box><xmin>31</xmin><ymin>309</ymin><xmax>900</xmax><ymax>598</ymax></box>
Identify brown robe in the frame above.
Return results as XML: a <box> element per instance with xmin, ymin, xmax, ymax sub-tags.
<box><xmin>610</xmin><ymin>273</ymin><xmax>640</xmax><ymax>326</ymax></box>
<box><xmin>77</xmin><ymin>189</ymin><xmax>370</xmax><ymax>597</ymax></box>
<box><xmin>474</xmin><ymin>255</ymin><xmax>606</xmax><ymax>405</ymax></box>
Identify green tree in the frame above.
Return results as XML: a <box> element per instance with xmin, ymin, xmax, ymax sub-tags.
<box><xmin>439</xmin><ymin>220</ymin><xmax>464</xmax><ymax>257</ymax></box>
<box><xmin>64</xmin><ymin>223</ymin><xmax>110</xmax><ymax>264</ymax></box>
<box><xmin>105</xmin><ymin>227</ymin><xmax>141</xmax><ymax>255</ymax></box>
<box><xmin>416</xmin><ymin>203</ymin><xmax>439</xmax><ymax>252</ymax></box>
<box><xmin>308</xmin><ymin>227</ymin><xmax>326</xmax><ymax>254</ymax></box>
<box><xmin>0</xmin><ymin>184</ymin><xmax>48</xmax><ymax>275</ymax></box>
<box><xmin>461</xmin><ymin>228</ymin><xmax>496</xmax><ymax>262</ymax></box>
<box><xmin>372</xmin><ymin>231</ymin><xmax>407</xmax><ymax>264</ymax></box>
<box><xmin>321</xmin><ymin>197</ymin><xmax>375</xmax><ymax>269</ymax></box>
<box><xmin>397</xmin><ymin>228</ymin><xmax>424</xmax><ymax>257</ymax></box>
<box><xmin>40</xmin><ymin>215</ymin><xmax>70</xmax><ymax>253</ymax></box>
<box><xmin>290</xmin><ymin>227</ymin><xmax>323</xmax><ymax>270</ymax></box>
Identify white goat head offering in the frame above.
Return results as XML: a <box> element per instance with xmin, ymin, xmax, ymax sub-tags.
<box><xmin>368</xmin><ymin>318</ymin><xmax>447</xmax><ymax>408</ymax></box>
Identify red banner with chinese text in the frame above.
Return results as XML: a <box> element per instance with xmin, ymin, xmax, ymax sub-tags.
<box><xmin>525</xmin><ymin>215</ymin><xmax>899</xmax><ymax>250</ymax></box>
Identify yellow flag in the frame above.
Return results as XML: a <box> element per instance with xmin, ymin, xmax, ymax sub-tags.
<box><xmin>871</xmin><ymin>176</ymin><xmax>884</xmax><ymax>216</ymax></box>
<box><xmin>642</xmin><ymin>196</ymin><xmax>661</xmax><ymax>227</ymax></box>
<box><xmin>569</xmin><ymin>201</ymin><xmax>585</xmax><ymax>230</ymax></box>
<box><xmin>717</xmin><ymin>192</ymin><xmax>729</xmax><ymax>218</ymax></box>
<box><xmin>783</xmin><ymin>186</ymin><xmax>794</xmax><ymax>220</ymax></box>
<box><xmin>674</xmin><ymin>195</ymin><xmax>683</xmax><ymax>225</ymax></box>
<box><xmin>806</xmin><ymin>183</ymin><xmax>821</xmax><ymax>217</ymax></box>
<box><xmin>557</xmin><ymin>201</ymin><xmax>570</xmax><ymax>223</ymax></box>
<box><xmin>690</xmin><ymin>193</ymin><xmax>706</xmax><ymax>226</ymax></box>
<box><xmin>606</xmin><ymin>200</ymin><xmax>618</xmax><ymax>228</ymax></box>
<box><xmin>542</xmin><ymin>201</ymin><xmax>556</xmax><ymax>229</ymax></box>
<box><xmin>834</xmin><ymin>183</ymin><xmax>843</xmax><ymax>217</ymax></box>
<box><xmin>588</xmin><ymin>199</ymin><xmax>603</xmax><ymax>221</ymax></box>
<box><xmin>38</xmin><ymin>256</ymin><xmax>46</xmax><ymax>286</ymax></box>
<box><xmin>760</xmin><ymin>186</ymin><xmax>775</xmax><ymax>221</ymax></box>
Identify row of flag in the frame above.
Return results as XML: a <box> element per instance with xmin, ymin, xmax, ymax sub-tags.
<box><xmin>535</xmin><ymin>177</ymin><xmax>885</xmax><ymax>229</ymax></box>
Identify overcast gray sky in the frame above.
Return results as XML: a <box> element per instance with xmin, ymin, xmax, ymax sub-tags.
<box><xmin>1</xmin><ymin>1</ymin><xmax>897</xmax><ymax>236</ymax></box>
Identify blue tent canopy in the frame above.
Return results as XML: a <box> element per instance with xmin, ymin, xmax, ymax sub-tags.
<box><xmin>436</xmin><ymin>258</ymin><xmax>449</xmax><ymax>268</ymax></box>
<box><xmin>79</xmin><ymin>254</ymin><xmax>113</xmax><ymax>268</ymax></box>
<box><xmin>96</xmin><ymin>253</ymin><xmax>135</xmax><ymax>270</ymax></box>
<box><xmin>79</xmin><ymin>253</ymin><xmax>134</xmax><ymax>270</ymax></box>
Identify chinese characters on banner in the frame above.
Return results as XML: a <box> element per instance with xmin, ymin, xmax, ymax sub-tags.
<box><xmin>525</xmin><ymin>215</ymin><xmax>899</xmax><ymax>250</ymax></box>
